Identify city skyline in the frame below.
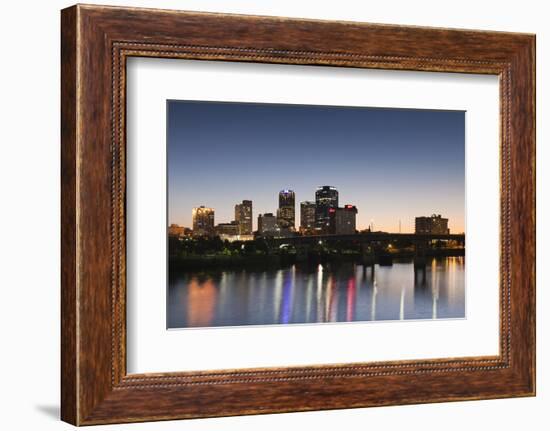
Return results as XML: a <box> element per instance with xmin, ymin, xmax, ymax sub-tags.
<box><xmin>168</xmin><ymin>100</ymin><xmax>465</xmax><ymax>233</ymax></box>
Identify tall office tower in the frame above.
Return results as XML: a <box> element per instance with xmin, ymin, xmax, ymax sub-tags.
<box><xmin>315</xmin><ymin>186</ymin><xmax>339</xmax><ymax>233</ymax></box>
<box><xmin>415</xmin><ymin>214</ymin><xmax>450</xmax><ymax>234</ymax></box>
<box><xmin>192</xmin><ymin>206</ymin><xmax>215</xmax><ymax>236</ymax></box>
<box><xmin>277</xmin><ymin>189</ymin><xmax>295</xmax><ymax>230</ymax></box>
<box><xmin>300</xmin><ymin>201</ymin><xmax>316</xmax><ymax>234</ymax></box>
<box><xmin>234</xmin><ymin>200</ymin><xmax>253</xmax><ymax>235</ymax></box>
<box><xmin>329</xmin><ymin>205</ymin><xmax>358</xmax><ymax>235</ymax></box>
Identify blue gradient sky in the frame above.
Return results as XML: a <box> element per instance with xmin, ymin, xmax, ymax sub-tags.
<box><xmin>168</xmin><ymin>100</ymin><xmax>465</xmax><ymax>233</ymax></box>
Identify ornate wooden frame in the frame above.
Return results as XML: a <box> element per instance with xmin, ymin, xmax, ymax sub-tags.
<box><xmin>61</xmin><ymin>4</ymin><xmax>535</xmax><ymax>425</ymax></box>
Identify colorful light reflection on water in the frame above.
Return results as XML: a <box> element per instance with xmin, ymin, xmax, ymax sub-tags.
<box><xmin>167</xmin><ymin>257</ymin><xmax>465</xmax><ymax>329</ymax></box>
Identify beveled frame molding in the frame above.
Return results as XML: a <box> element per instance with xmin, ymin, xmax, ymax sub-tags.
<box><xmin>61</xmin><ymin>4</ymin><xmax>535</xmax><ymax>425</ymax></box>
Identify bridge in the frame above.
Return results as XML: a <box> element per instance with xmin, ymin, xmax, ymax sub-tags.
<box><xmin>269</xmin><ymin>232</ymin><xmax>464</xmax><ymax>245</ymax></box>
<box><xmin>265</xmin><ymin>232</ymin><xmax>465</xmax><ymax>268</ymax></box>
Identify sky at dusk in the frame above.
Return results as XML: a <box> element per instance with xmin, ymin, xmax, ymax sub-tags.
<box><xmin>167</xmin><ymin>100</ymin><xmax>465</xmax><ymax>233</ymax></box>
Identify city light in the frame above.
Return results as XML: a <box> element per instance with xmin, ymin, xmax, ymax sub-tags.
<box><xmin>174</xmin><ymin>187</ymin><xmax>453</xmax><ymax>240</ymax></box>
<box><xmin>166</xmin><ymin>100</ymin><xmax>466</xmax><ymax>329</ymax></box>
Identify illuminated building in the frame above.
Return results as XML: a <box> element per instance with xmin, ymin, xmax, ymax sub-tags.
<box><xmin>277</xmin><ymin>189</ymin><xmax>295</xmax><ymax>230</ymax></box>
<box><xmin>329</xmin><ymin>204</ymin><xmax>358</xmax><ymax>234</ymax></box>
<box><xmin>216</xmin><ymin>221</ymin><xmax>239</xmax><ymax>236</ymax></box>
<box><xmin>216</xmin><ymin>220</ymin><xmax>253</xmax><ymax>242</ymax></box>
<box><xmin>234</xmin><ymin>200</ymin><xmax>253</xmax><ymax>235</ymax></box>
<box><xmin>315</xmin><ymin>186</ymin><xmax>338</xmax><ymax>233</ymax></box>
<box><xmin>300</xmin><ymin>201</ymin><xmax>316</xmax><ymax>234</ymax></box>
<box><xmin>168</xmin><ymin>223</ymin><xmax>185</xmax><ymax>237</ymax></box>
<box><xmin>415</xmin><ymin>214</ymin><xmax>450</xmax><ymax>234</ymax></box>
<box><xmin>192</xmin><ymin>206</ymin><xmax>215</xmax><ymax>236</ymax></box>
<box><xmin>258</xmin><ymin>213</ymin><xmax>278</xmax><ymax>236</ymax></box>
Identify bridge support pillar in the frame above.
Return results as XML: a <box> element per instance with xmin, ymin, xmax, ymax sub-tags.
<box><xmin>264</xmin><ymin>237</ymin><xmax>278</xmax><ymax>256</ymax></box>
<box><xmin>414</xmin><ymin>239</ymin><xmax>428</xmax><ymax>268</ymax></box>
<box><xmin>361</xmin><ymin>243</ymin><xmax>375</xmax><ymax>267</ymax></box>
<box><xmin>296</xmin><ymin>244</ymin><xmax>310</xmax><ymax>262</ymax></box>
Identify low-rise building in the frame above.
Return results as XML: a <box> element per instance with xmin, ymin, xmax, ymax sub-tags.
<box><xmin>415</xmin><ymin>214</ymin><xmax>449</xmax><ymax>234</ymax></box>
<box><xmin>258</xmin><ymin>213</ymin><xmax>278</xmax><ymax>236</ymax></box>
<box><xmin>168</xmin><ymin>224</ymin><xmax>185</xmax><ymax>237</ymax></box>
<box><xmin>329</xmin><ymin>205</ymin><xmax>358</xmax><ymax>235</ymax></box>
<box><xmin>216</xmin><ymin>221</ymin><xmax>239</xmax><ymax>236</ymax></box>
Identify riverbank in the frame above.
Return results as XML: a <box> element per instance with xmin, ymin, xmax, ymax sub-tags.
<box><xmin>168</xmin><ymin>248</ymin><xmax>465</xmax><ymax>271</ymax></box>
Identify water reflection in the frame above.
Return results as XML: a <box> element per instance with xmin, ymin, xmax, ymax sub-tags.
<box><xmin>168</xmin><ymin>257</ymin><xmax>465</xmax><ymax>329</ymax></box>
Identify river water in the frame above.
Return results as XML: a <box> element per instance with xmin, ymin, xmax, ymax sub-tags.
<box><xmin>167</xmin><ymin>257</ymin><xmax>465</xmax><ymax>329</ymax></box>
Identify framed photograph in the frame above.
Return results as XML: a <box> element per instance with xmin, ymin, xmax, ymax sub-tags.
<box><xmin>61</xmin><ymin>4</ymin><xmax>535</xmax><ymax>425</ymax></box>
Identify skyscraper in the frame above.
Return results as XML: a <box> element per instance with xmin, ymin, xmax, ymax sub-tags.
<box><xmin>234</xmin><ymin>200</ymin><xmax>253</xmax><ymax>235</ymax></box>
<box><xmin>315</xmin><ymin>186</ymin><xmax>338</xmax><ymax>233</ymax></box>
<box><xmin>192</xmin><ymin>206</ymin><xmax>215</xmax><ymax>236</ymax></box>
<box><xmin>300</xmin><ymin>201</ymin><xmax>316</xmax><ymax>234</ymax></box>
<box><xmin>277</xmin><ymin>189</ymin><xmax>295</xmax><ymax>230</ymax></box>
